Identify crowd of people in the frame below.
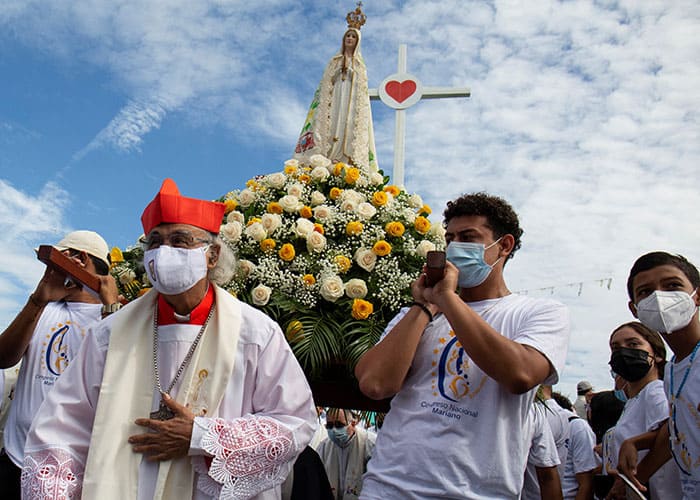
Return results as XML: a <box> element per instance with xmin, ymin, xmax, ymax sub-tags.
<box><xmin>0</xmin><ymin>179</ymin><xmax>696</xmax><ymax>500</ymax></box>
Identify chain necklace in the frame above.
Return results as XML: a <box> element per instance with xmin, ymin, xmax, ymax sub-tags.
<box><xmin>150</xmin><ymin>302</ymin><xmax>215</xmax><ymax>420</ymax></box>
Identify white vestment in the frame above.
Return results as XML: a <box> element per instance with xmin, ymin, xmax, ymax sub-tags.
<box><xmin>22</xmin><ymin>286</ymin><xmax>317</xmax><ymax>499</ymax></box>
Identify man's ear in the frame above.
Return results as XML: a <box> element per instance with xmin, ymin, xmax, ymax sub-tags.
<box><xmin>207</xmin><ymin>245</ymin><xmax>220</xmax><ymax>267</ymax></box>
<box><xmin>628</xmin><ymin>300</ymin><xmax>638</xmax><ymax>318</ymax></box>
<box><xmin>499</xmin><ymin>234</ymin><xmax>515</xmax><ymax>259</ymax></box>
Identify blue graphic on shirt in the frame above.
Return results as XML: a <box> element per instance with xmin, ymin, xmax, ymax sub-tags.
<box><xmin>436</xmin><ymin>333</ymin><xmax>486</xmax><ymax>402</ymax></box>
<box><xmin>45</xmin><ymin>324</ymin><xmax>70</xmax><ymax>376</ymax></box>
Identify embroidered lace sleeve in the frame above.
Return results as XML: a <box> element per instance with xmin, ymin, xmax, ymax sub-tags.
<box><xmin>200</xmin><ymin>416</ymin><xmax>298</xmax><ymax>500</ymax></box>
<box><xmin>21</xmin><ymin>447</ymin><xmax>83</xmax><ymax>500</ymax></box>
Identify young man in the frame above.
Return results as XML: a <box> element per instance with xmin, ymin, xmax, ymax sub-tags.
<box><xmin>21</xmin><ymin>179</ymin><xmax>317</xmax><ymax>499</ymax></box>
<box><xmin>0</xmin><ymin>230</ymin><xmax>119</xmax><ymax>499</ymax></box>
<box><xmin>355</xmin><ymin>192</ymin><xmax>570</xmax><ymax>498</ymax></box>
<box><xmin>316</xmin><ymin>408</ymin><xmax>375</xmax><ymax>500</ymax></box>
<box><xmin>617</xmin><ymin>252</ymin><xmax>699</xmax><ymax>499</ymax></box>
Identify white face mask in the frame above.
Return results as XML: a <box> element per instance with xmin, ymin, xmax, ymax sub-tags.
<box><xmin>144</xmin><ymin>245</ymin><xmax>209</xmax><ymax>295</ymax></box>
<box><xmin>636</xmin><ymin>289</ymin><xmax>698</xmax><ymax>334</ymax></box>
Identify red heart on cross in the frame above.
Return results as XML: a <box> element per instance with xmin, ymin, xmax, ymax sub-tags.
<box><xmin>385</xmin><ymin>80</ymin><xmax>417</xmax><ymax>103</ymax></box>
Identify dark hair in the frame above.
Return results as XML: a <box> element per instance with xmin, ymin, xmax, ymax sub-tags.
<box><xmin>588</xmin><ymin>391</ymin><xmax>625</xmax><ymax>443</ymax></box>
<box><xmin>443</xmin><ymin>192</ymin><xmax>523</xmax><ymax>262</ymax></box>
<box><xmin>627</xmin><ymin>252</ymin><xmax>700</xmax><ymax>300</ymax></box>
<box><xmin>611</xmin><ymin>321</ymin><xmax>667</xmax><ymax>379</ymax></box>
<box><xmin>551</xmin><ymin>391</ymin><xmax>573</xmax><ymax>411</ymax></box>
<box><xmin>67</xmin><ymin>250</ymin><xmax>110</xmax><ymax>276</ymax></box>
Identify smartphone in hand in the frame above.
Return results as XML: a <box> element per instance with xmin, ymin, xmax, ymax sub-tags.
<box><xmin>424</xmin><ymin>250</ymin><xmax>446</xmax><ymax>287</ymax></box>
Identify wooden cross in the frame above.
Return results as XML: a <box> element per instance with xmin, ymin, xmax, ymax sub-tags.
<box><xmin>369</xmin><ymin>44</ymin><xmax>470</xmax><ymax>186</ymax></box>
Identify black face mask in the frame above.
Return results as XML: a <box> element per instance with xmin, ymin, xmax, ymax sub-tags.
<box><xmin>609</xmin><ymin>347</ymin><xmax>652</xmax><ymax>382</ymax></box>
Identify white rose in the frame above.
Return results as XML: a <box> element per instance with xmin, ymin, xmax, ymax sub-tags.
<box><xmin>306</xmin><ymin>231</ymin><xmax>327</xmax><ymax>253</ymax></box>
<box><xmin>408</xmin><ymin>194</ymin><xmax>424</xmax><ymax>208</ymax></box>
<box><xmin>118</xmin><ymin>269</ymin><xmax>136</xmax><ymax>285</ymax></box>
<box><xmin>279</xmin><ymin>195</ymin><xmax>302</xmax><ymax>213</ymax></box>
<box><xmin>294</xmin><ymin>218</ymin><xmax>315</xmax><ymax>238</ymax></box>
<box><xmin>265</xmin><ymin>172</ymin><xmax>287</xmax><ymax>189</ymax></box>
<box><xmin>416</xmin><ymin>240</ymin><xmax>437</xmax><ymax>258</ymax></box>
<box><xmin>261</xmin><ymin>213</ymin><xmax>282</xmax><ymax>234</ymax></box>
<box><xmin>354</xmin><ymin>247</ymin><xmax>377</xmax><ymax>272</ymax></box>
<box><xmin>345</xmin><ymin>278</ymin><xmax>368</xmax><ymax>299</ymax></box>
<box><xmin>310</xmin><ymin>154</ymin><xmax>331</xmax><ymax>169</ymax></box>
<box><xmin>429</xmin><ymin>223</ymin><xmax>446</xmax><ymax>241</ymax></box>
<box><xmin>238</xmin><ymin>189</ymin><xmax>257</xmax><ymax>207</ymax></box>
<box><xmin>310</xmin><ymin>191</ymin><xmax>326</xmax><ymax>206</ymax></box>
<box><xmin>220</xmin><ymin>221</ymin><xmax>243</xmax><ymax>242</ymax></box>
<box><xmin>226</xmin><ymin>211</ymin><xmax>244</xmax><ymax>224</ymax></box>
<box><xmin>237</xmin><ymin>259</ymin><xmax>256</xmax><ymax>278</ymax></box>
<box><xmin>313</xmin><ymin>205</ymin><xmax>333</xmax><ymax>220</ymax></box>
<box><xmin>319</xmin><ymin>275</ymin><xmax>344</xmax><ymax>302</ymax></box>
<box><xmin>354</xmin><ymin>176</ymin><xmax>369</xmax><ymax>188</ymax></box>
<box><xmin>244</xmin><ymin>222</ymin><xmax>267</xmax><ymax>242</ymax></box>
<box><xmin>402</xmin><ymin>208</ymin><xmax>417</xmax><ymax>224</ymax></box>
<box><xmin>356</xmin><ymin>202</ymin><xmax>377</xmax><ymax>220</ymax></box>
<box><xmin>341</xmin><ymin>189</ymin><xmax>364</xmax><ymax>204</ymax></box>
<box><xmin>251</xmin><ymin>284</ymin><xmax>272</xmax><ymax>306</ymax></box>
<box><xmin>340</xmin><ymin>199</ymin><xmax>358</xmax><ymax>212</ymax></box>
<box><xmin>284</xmin><ymin>159</ymin><xmax>300</xmax><ymax>169</ymax></box>
<box><xmin>287</xmin><ymin>182</ymin><xmax>305</xmax><ymax>198</ymax></box>
<box><xmin>370</xmin><ymin>172</ymin><xmax>384</xmax><ymax>185</ymax></box>
<box><xmin>310</xmin><ymin>166</ymin><xmax>330</xmax><ymax>182</ymax></box>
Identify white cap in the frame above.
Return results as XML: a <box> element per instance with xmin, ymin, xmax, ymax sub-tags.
<box><xmin>54</xmin><ymin>230</ymin><xmax>110</xmax><ymax>268</ymax></box>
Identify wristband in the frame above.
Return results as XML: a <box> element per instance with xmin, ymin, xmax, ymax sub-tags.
<box><xmin>411</xmin><ymin>301</ymin><xmax>434</xmax><ymax>322</ymax></box>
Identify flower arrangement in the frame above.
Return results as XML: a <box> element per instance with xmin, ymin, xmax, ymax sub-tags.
<box><xmin>108</xmin><ymin>154</ymin><xmax>445</xmax><ymax>381</ymax></box>
<box><xmin>218</xmin><ymin>154</ymin><xmax>445</xmax><ymax>379</ymax></box>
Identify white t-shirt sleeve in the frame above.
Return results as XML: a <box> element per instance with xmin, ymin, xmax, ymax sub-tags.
<box><xmin>511</xmin><ymin>299</ymin><xmax>570</xmax><ymax>384</ymax></box>
<box><xmin>529</xmin><ymin>406</ymin><xmax>561</xmax><ymax>468</ymax></box>
<box><xmin>378</xmin><ymin>307</ymin><xmax>410</xmax><ymax>343</ymax></box>
<box><xmin>569</xmin><ymin>418</ymin><xmax>598</xmax><ymax>474</ymax></box>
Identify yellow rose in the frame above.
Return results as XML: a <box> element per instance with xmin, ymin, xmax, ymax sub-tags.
<box><xmin>334</xmin><ymin>255</ymin><xmax>352</xmax><ymax>273</ymax></box>
<box><xmin>260</xmin><ymin>238</ymin><xmax>276</xmax><ymax>252</ymax></box>
<box><xmin>284</xmin><ymin>165</ymin><xmax>297</xmax><ymax>175</ymax></box>
<box><xmin>298</xmin><ymin>174</ymin><xmax>311</xmax><ymax>184</ymax></box>
<box><xmin>414</xmin><ymin>216</ymin><xmax>431</xmax><ymax>234</ymax></box>
<box><xmin>346</xmin><ymin>221</ymin><xmax>364</xmax><ymax>236</ymax></box>
<box><xmin>224</xmin><ymin>199</ymin><xmax>238</xmax><ymax>214</ymax></box>
<box><xmin>384</xmin><ymin>185</ymin><xmax>401</xmax><ymax>197</ymax></box>
<box><xmin>372</xmin><ymin>191</ymin><xmax>388</xmax><ymax>207</ymax></box>
<box><xmin>420</xmin><ymin>204</ymin><xmax>432</xmax><ymax>215</ymax></box>
<box><xmin>246</xmin><ymin>179</ymin><xmax>259</xmax><ymax>190</ymax></box>
<box><xmin>313</xmin><ymin>223</ymin><xmax>324</xmax><ymax>234</ymax></box>
<box><xmin>285</xmin><ymin>320</ymin><xmax>305</xmax><ymax>343</ymax></box>
<box><xmin>246</xmin><ymin>217</ymin><xmax>262</xmax><ymax>226</ymax></box>
<box><xmin>302</xmin><ymin>274</ymin><xmax>316</xmax><ymax>285</ymax></box>
<box><xmin>333</xmin><ymin>162</ymin><xmax>345</xmax><ymax>176</ymax></box>
<box><xmin>351</xmin><ymin>299</ymin><xmax>374</xmax><ymax>320</ymax></box>
<box><xmin>344</xmin><ymin>167</ymin><xmax>360</xmax><ymax>184</ymax></box>
<box><xmin>300</xmin><ymin>206</ymin><xmax>313</xmax><ymax>219</ymax></box>
<box><xmin>385</xmin><ymin>221</ymin><xmax>405</xmax><ymax>237</ymax></box>
<box><xmin>330</xmin><ymin>187</ymin><xmax>343</xmax><ymax>200</ymax></box>
<box><xmin>279</xmin><ymin>243</ymin><xmax>296</xmax><ymax>262</ymax></box>
<box><xmin>110</xmin><ymin>247</ymin><xmax>124</xmax><ymax>264</ymax></box>
<box><xmin>267</xmin><ymin>202</ymin><xmax>283</xmax><ymax>214</ymax></box>
<box><xmin>372</xmin><ymin>240</ymin><xmax>392</xmax><ymax>256</ymax></box>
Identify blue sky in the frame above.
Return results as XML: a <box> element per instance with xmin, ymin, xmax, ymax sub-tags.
<box><xmin>1</xmin><ymin>0</ymin><xmax>699</xmax><ymax>400</ymax></box>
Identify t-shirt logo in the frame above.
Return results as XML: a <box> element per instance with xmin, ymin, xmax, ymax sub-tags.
<box><xmin>42</xmin><ymin>324</ymin><xmax>71</xmax><ymax>376</ymax></box>
<box><xmin>434</xmin><ymin>330</ymin><xmax>487</xmax><ymax>402</ymax></box>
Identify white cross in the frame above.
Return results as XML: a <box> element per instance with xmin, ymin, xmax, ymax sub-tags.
<box><xmin>368</xmin><ymin>44</ymin><xmax>470</xmax><ymax>187</ymax></box>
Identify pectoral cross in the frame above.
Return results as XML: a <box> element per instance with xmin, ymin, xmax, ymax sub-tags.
<box><xmin>150</xmin><ymin>398</ymin><xmax>175</xmax><ymax>420</ymax></box>
<box><xmin>369</xmin><ymin>44</ymin><xmax>471</xmax><ymax>186</ymax></box>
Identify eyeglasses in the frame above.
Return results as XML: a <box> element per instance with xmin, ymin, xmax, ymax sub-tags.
<box><xmin>326</xmin><ymin>421</ymin><xmax>346</xmax><ymax>429</ymax></box>
<box><xmin>139</xmin><ymin>231</ymin><xmax>212</xmax><ymax>250</ymax></box>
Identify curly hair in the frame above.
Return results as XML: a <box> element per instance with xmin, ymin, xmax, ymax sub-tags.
<box><xmin>627</xmin><ymin>252</ymin><xmax>700</xmax><ymax>300</ymax></box>
<box><xmin>442</xmin><ymin>192</ymin><xmax>523</xmax><ymax>261</ymax></box>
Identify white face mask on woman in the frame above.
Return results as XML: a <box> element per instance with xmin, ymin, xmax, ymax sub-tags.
<box><xmin>144</xmin><ymin>245</ymin><xmax>209</xmax><ymax>295</ymax></box>
<box><xmin>635</xmin><ymin>289</ymin><xmax>698</xmax><ymax>334</ymax></box>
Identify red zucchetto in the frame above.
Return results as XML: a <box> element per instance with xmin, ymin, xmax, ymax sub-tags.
<box><xmin>141</xmin><ymin>178</ymin><xmax>226</xmax><ymax>235</ymax></box>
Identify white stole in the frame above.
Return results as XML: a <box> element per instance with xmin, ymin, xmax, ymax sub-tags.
<box><xmin>83</xmin><ymin>286</ymin><xmax>241</xmax><ymax>499</ymax></box>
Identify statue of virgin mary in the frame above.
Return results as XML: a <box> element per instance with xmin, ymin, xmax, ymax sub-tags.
<box><xmin>294</xmin><ymin>4</ymin><xmax>379</xmax><ymax>173</ymax></box>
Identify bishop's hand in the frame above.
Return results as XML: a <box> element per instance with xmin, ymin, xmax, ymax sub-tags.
<box><xmin>129</xmin><ymin>393</ymin><xmax>195</xmax><ymax>461</ymax></box>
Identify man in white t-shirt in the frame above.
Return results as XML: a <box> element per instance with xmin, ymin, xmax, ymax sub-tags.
<box><xmin>355</xmin><ymin>192</ymin><xmax>570</xmax><ymax>499</ymax></box>
<box><xmin>521</xmin><ymin>401</ymin><xmax>563</xmax><ymax>500</ymax></box>
<box><xmin>573</xmin><ymin>380</ymin><xmax>593</xmax><ymax>419</ymax></box>
<box><xmin>0</xmin><ymin>230</ymin><xmax>119</xmax><ymax>499</ymax></box>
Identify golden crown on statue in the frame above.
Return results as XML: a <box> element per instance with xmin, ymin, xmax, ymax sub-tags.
<box><xmin>346</xmin><ymin>2</ymin><xmax>367</xmax><ymax>30</ymax></box>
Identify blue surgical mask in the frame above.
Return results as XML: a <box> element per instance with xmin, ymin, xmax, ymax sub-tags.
<box><xmin>614</xmin><ymin>389</ymin><xmax>628</xmax><ymax>403</ymax></box>
<box><xmin>327</xmin><ymin>427</ymin><xmax>352</xmax><ymax>448</ymax></box>
<box><xmin>446</xmin><ymin>238</ymin><xmax>502</xmax><ymax>289</ymax></box>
